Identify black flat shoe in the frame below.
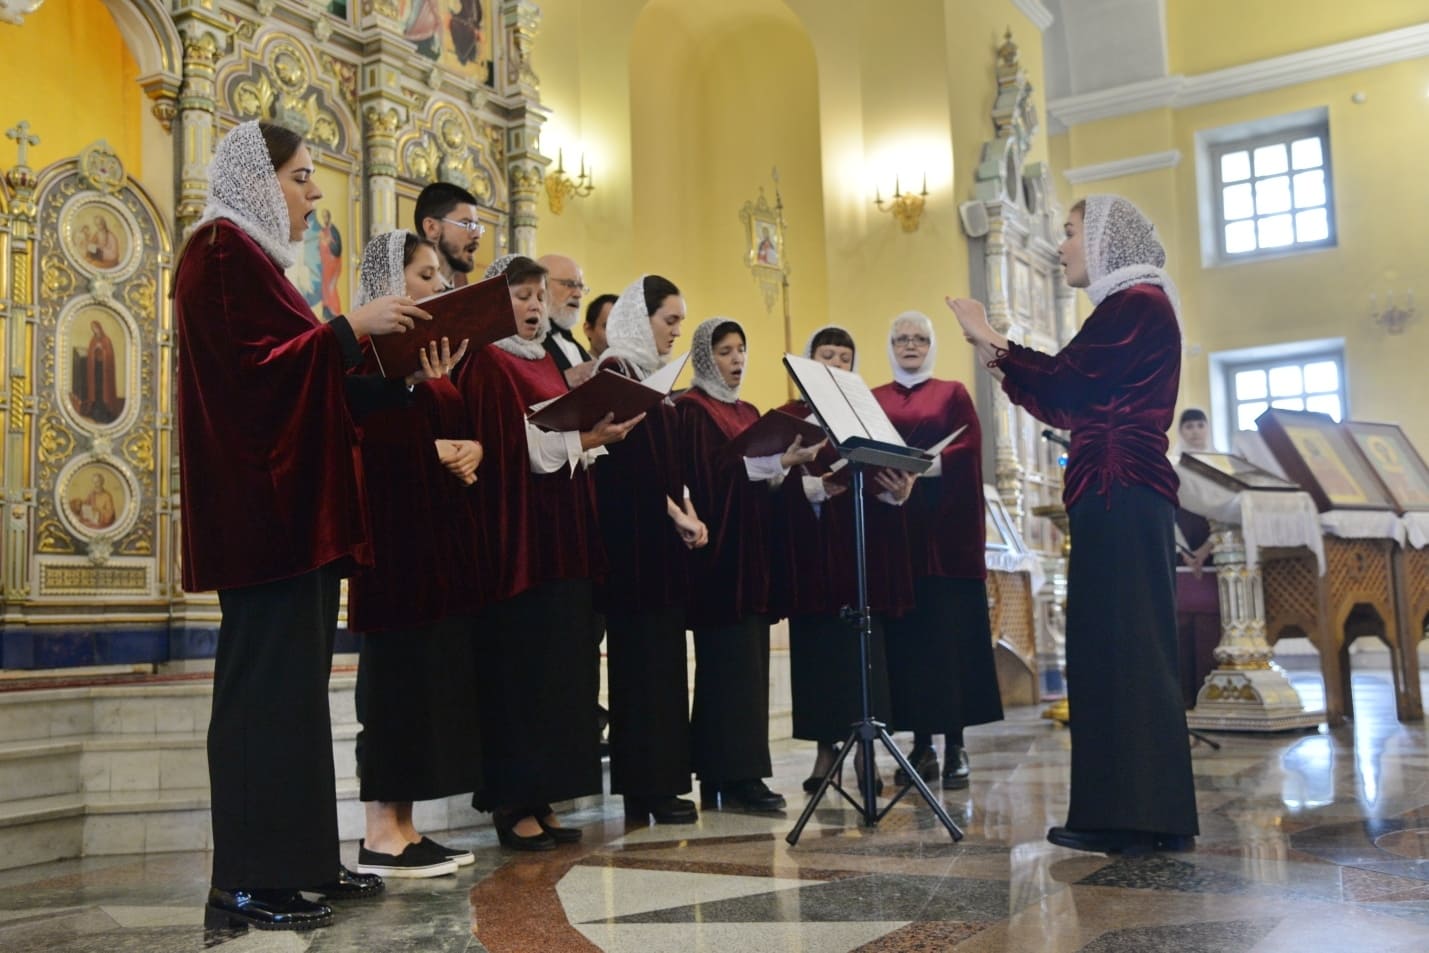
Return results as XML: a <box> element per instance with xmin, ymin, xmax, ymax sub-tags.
<box><xmin>494</xmin><ymin>811</ymin><xmax>556</xmax><ymax>852</ymax></box>
<box><xmin>1047</xmin><ymin>826</ymin><xmax>1153</xmax><ymax>855</ymax></box>
<box><xmin>942</xmin><ymin>745</ymin><xmax>971</xmax><ymax>791</ymax></box>
<box><xmin>205</xmin><ymin>887</ymin><xmax>333</xmax><ymax>931</ymax></box>
<box><xmin>893</xmin><ymin>746</ymin><xmax>939</xmax><ymax>786</ymax></box>
<box><xmin>625</xmin><ymin>795</ymin><xmax>698</xmax><ymax>824</ymax></box>
<box><xmin>306</xmin><ymin>864</ymin><xmax>385</xmax><ymax>900</ymax></box>
<box><xmin>532</xmin><ymin>803</ymin><xmax>583</xmax><ymax>843</ymax></box>
<box><xmin>717</xmin><ymin>779</ymin><xmax>786</xmax><ymax>813</ymax></box>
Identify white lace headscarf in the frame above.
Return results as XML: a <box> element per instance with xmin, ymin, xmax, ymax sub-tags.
<box><xmin>485</xmin><ymin>254</ymin><xmax>549</xmax><ymax>359</ymax></box>
<box><xmin>356</xmin><ymin>230</ymin><xmax>408</xmax><ymax>306</ymax></box>
<box><xmin>690</xmin><ymin>317</ymin><xmax>745</xmax><ymax>403</ymax></box>
<box><xmin>1081</xmin><ymin>194</ymin><xmax>1180</xmax><ymax>318</ymax></box>
<box><xmin>196</xmin><ymin>120</ymin><xmax>299</xmax><ymax>269</ymax></box>
<box><xmin>805</xmin><ymin>324</ymin><xmax>858</xmax><ymax>373</ymax></box>
<box><xmin>886</xmin><ymin>311</ymin><xmax>937</xmax><ymax>388</ymax></box>
<box><xmin>603</xmin><ymin>276</ymin><xmax>663</xmax><ymax>379</ymax></box>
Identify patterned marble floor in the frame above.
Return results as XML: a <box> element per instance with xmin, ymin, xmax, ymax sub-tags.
<box><xmin>4</xmin><ymin>671</ymin><xmax>1429</xmax><ymax>952</ymax></box>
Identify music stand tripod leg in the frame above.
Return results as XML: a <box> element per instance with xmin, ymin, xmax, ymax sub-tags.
<box><xmin>786</xmin><ymin>464</ymin><xmax>964</xmax><ymax>846</ymax></box>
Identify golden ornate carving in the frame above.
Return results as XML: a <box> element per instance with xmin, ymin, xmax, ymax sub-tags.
<box><xmin>123</xmin><ymin>429</ymin><xmax>155</xmax><ymax>473</ymax></box>
<box><xmin>37</xmin><ymin>519</ymin><xmax>78</xmax><ymax>555</ymax></box>
<box><xmin>37</xmin><ymin>413</ymin><xmax>74</xmax><ymax>464</ymax></box>
<box><xmin>124</xmin><ymin>273</ymin><xmax>157</xmax><ymax>323</ymax></box>
<box><xmin>320</xmin><ymin>52</ymin><xmax>358</xmax><ymax>113</ymax></box>
<box><xmin>232</xmin><ymin>73</ymin><xmax>275</xmax><ymax>118</ymax></box>
<box><xmin>221</xmin><ymin>33</ymin><xmax>350</xmax><ymax>151</ymax></box>
<box><xmin>76</xmin><ymin>141</ymin><xmax>125</xmax><ymax>194</ymax></box>
<box><xmin>9</xmin><ymin>377</ymin><xmax>25</xmax><ymax>433</ymax></box>
<box><xmin>118</xmin><ymin>521</ymin><xmax>154</xmax><ymax>556</ymax></box>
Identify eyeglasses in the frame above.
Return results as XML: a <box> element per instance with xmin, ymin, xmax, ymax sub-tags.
<box><xmin>550</xmin><ymin>278</ymin><xmax>590</xmax><ymax>294</ymax></box>
<box><xmin>892</xmin><ymin>335</ymin><xmax>931</xmax><ymax>348</ymax></box>
<box><xmin>441</xmin><ymin>218</ymin><xmax>486</xmax><ymax>236</ymax></box>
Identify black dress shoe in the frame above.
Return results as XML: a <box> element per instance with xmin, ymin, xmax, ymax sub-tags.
<box><xmin>205</xmin><ymin>887</ymin><xmax>333</xmax><ymax>931</ymax></box>
<box><xmin>306</xmin><ymin>864</ymin><xmax>385</xmax><ymax>900</ymax></box>
<box><xmin>493</xmin><ymin>811</ymin><xmax>556</xmax><ymax>851</ymax></box>
<box><xmin>1047</xmin><ymin>826</ymin><xmax>1153</xmax><ymax>855</ymax></box>
<box><xmin>893</xmin><ymin>746</ymin><xmax>939</xmax><ymax>786</ymax></box>
<box><xmin>942</xmin><ymin>745</ymin><xmax>971</xmax><ymax>791</ymax></box>
<box><xmin>625</xmin><ymin>795</ymin><xmax>698</xmax><ymax>824</ymax></box>
<box><xmin>718</xmin><ymin>779</ymin><xmax>787</xmax><ymax>812</ymax></box>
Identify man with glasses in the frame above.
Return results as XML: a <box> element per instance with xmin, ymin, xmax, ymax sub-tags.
<box><xmin>414</xmin><ymin>183</ymin><xmax>484</xmax><ymax>287</ymax></box>
<box><xmin>538</xmin><ymin>254</ymin><xmax>595</xmax><ymax>387</ymax></box>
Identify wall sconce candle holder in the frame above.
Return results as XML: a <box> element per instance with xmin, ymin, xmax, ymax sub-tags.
<box><xmin>874</xmin><ymin>174</ymin><xmax>928</xmax><ymax>232</ymax></box>
<box><xmin>545</xmin><ymin>147</ymin><xmax>593</xmax><ymax>215</ymax></box>
<box><xmin>1370</xmin><ymin>290</ymin><xmax>1415</xmax><ymax>334</ymax></box>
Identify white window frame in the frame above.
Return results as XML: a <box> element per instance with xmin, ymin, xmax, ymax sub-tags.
<box><xmin>1195</xmin><ymin>107</ymin><xmax>1336</xmax><ymax>268</ymax></box>
<box><xmin>1208</xmin><ymin>338</ymin><xmax>1348</xmax><ymax>450</ymax></box>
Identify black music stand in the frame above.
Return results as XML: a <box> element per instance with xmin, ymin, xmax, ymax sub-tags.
<box><xmin>781</xmin><ymin>359</ymin><xmax>964</xmax><ymax>846</ymax></box>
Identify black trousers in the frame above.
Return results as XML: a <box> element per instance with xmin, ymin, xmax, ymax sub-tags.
<box><xmin>691</xmin><ymin>616</ymin><xmax>772</xmax><ymax>783</ymax></box>
<box><xmin>1065</xmin><ymin>484</ymin><xmax>1199</xmax><ymax>836</ymax></box>
<box><xmin>884</xmin><ymin>576</ymin><xmax>1004</xmax><ymax>734</ymax></box>
<box><xmin>209</xmin><ymin>567</ymin><xmax>340</xmax><ymax>890</ymax></box>
<box><xmin>355</xmin><ymin>615</ymin><xmax>482</xmax><ymax>803</ymax></box>
<box><xmin>789</xmin><ymin>613</ymin><xmax>891</xmax><ymax>743</ymax></box>
<box><xmin>472</xmin><ymin>579</ymin><xmax>603</xmax><ymax>812</ymax></box>
<box><xmin>606</xmin><ymin>606</ymin><xmax>692</xmax><ymax>797</ymax></box>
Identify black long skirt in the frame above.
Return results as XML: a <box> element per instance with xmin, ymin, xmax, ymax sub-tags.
<box><xmin>691</xmin><ymin>616</ymin><xmax>772</xmax><ymax>782</ymax></box>
<box><xmin>1065</xmin><ymin>484</ymin><xmax>1199</xmax><ymax>836</ymax></box>
<box><xmin>790</xmin><ymin>613</ymin><xmax>892</xmax><ymax>743</ymax></box>
<box><xmin>355</xmin><ymin>615</ymin><xmax>482</xmax><ymax>802</ymax></box>
<box><xmin>884</xmin><ymin>576</ymin><xmax>1003</xmax><ymax>733</ymax></box>
<box><xmin>605</xmin><ymin>607</ymin><xmax>692</xmax><ymax>797</ymax></box>
<box><xmin>472</xmin><ymin>578</ymin><xmax>602</xmax><ymax>812</ymax></box>
<box><xmin>209</xmin><ymin>567</ymin><xmax>340</xmax><ymax>890</ymax></box>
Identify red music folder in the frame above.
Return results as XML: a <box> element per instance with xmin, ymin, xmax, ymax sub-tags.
<box><xmin>369</xmin><ymin>274</ymin><xmax>515</xmax><ymax>379</ymax></box>
<box><xmin>725</xmin><ymin>409</ymin><xmax>829</xmax><ymax>459</ymax></box>
<box><xmin>526</xmin><ymin>353</ymin><xmax>690</xmax><ymax>432</ymax></box>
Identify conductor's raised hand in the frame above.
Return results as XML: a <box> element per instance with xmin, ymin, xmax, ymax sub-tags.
<box><xmin>347</xmin><ymin>295</ymin><xmax>432</xmax><ymax>338</ymax></box>
<box><xmin>779</xmin><ymin>435</ymin><xmax>827</xmax><ymax>470</ymax></box>
<box><xmin>580</xmin><ymin>411</ymin><xmax>647</xmax><ymax>450</ymax></box>
<box><xmin>945</xmin><ymin>296</ymin><xmax>993</xmax><ymax>344</ymax></box>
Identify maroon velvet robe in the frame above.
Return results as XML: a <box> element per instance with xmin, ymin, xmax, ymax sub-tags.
<box><xmin>175</xmin><ymin>219</ymin><xmax>371</xmax><ymax>592</ymax></box>
<box><xmin>771</xmin><ymin>400</ymin><xmax>913</xmax><ymax>616</ymax></box>
<box><xmin>592</xmin><ymin>356</ymin><xmax>688</xmax><ymax>612</ymax></box>
<box><xmin>994</xmin><ymin>284</ymin><xmax>1181</xmax><ymax>508</ymax></box>
<box><xmin>872</xmin><ymin>379</ymin><xmax>986</xmax><ymax>580</ymax></box>
<box><xmin>676</xmin><ymin>389</ymin><xmax>774</xmax><ymax>626</ymax></box>
<box><xmin>347</xmin><ymin>374</ymin><xmax>481</xmax><ymax>632</ymax></box>
<box><xmin>456</xmin><ymin>344</ymin><xmax>603</xmax><ymax>603</ymax></box>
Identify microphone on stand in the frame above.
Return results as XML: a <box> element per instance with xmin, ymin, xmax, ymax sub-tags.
<box><xmin>1041</xmin><ymin>428</ymin><xmax>1070</xmax><ymax>449</ymax></box>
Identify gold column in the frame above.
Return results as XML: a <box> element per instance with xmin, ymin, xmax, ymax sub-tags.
<box><xmin>3</xmin><ymin>121</ymin><xmax>39</xmax><ymax>602</ymax></box>
<box><xmin>172</xmin><ymin>12</ymin><xmax>230</xmax><ymax>234</ymax></box>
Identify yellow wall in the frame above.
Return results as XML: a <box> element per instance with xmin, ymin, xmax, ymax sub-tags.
<box><xmin>532</xmin><ymin>0</ymin><xmax>1052</xmax><ymax>411</ymax></box>
<box><xmin>1058</xmin><ymin>52</ymin><xmax>1429</xmax><ymax>453</ymax></box>
<box><xmin>1166</xmin><ymin>0</ymin><xmax>1429</xmax><ymax>76</ymax></box>
<box><xmin>0</xmin><ymin>0</ymin><xmax>144</xmax><ymax>180</ymax></box>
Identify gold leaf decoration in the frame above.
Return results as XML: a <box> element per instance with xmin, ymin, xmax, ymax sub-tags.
<box><xmin>37</xmin><ymin>518</ymin><xmax>77</xmax><ymax>555</ymax></box>
<box><xmin>124</xmin><ymin>429</ymin><xmax>155</xmax><ymax>472</ymax></box>
<box><xmin>37</xmin><ymin>413</ymin><xmax>75</xmax><ymax>464</ymax></box>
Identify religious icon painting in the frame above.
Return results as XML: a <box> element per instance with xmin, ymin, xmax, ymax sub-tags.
<box><xmin>740</xmin><ymin>188</ymin><xmax>783</xmax><ymax>276</ymax></box>
<box><xmin>1256</xmin><ymin>408</ymin><xmax>1395</xmax><ymax>512</ymax></box>
<box><xmin>56</xmin><ymin>298</ymin><xmax>136</xmax><ymax>432</ymax></box>
<box><xmin>55</xmin><ymin>456</ymin><xmax>139</xmax><ymax>540</ymax></box>
<box><xmin>398</xmin><ymin>0</ymin><xmax>492</xmax><ymax>85</ymax></box>
<box><xmin>59</xmin><ymin>194</ymin><xmax>141</xmax><ymax>282</ymax></box>
<box><xmin>287</xmin><ymin>162</ymin><xmax>356</xmax><ymax>322</ymax></box>
<box><xmin>1342</xmin><ymin>421</ymin><xmax>1429</xmax><ymax>513</ymax></box>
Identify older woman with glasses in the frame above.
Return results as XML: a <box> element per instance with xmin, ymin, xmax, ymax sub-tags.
<box><xmin>872</xmin><ymin>313</ymin><xmax>1003</xmax><ymax>793</ymax></box>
